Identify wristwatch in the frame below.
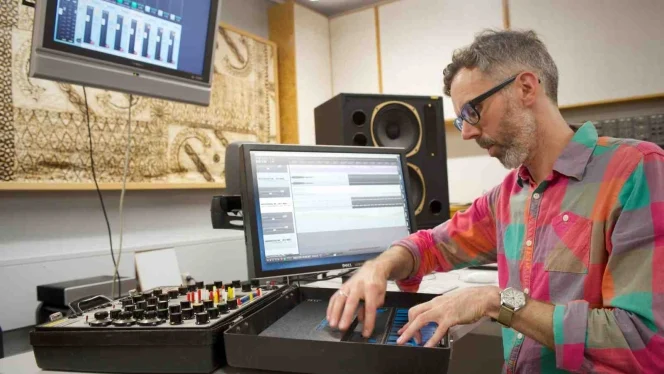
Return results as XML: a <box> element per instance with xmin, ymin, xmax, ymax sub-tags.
<box><xmin>496</xmin><ymin>287</ymin><xmax>527</xmax><ymax>328</ymax></box>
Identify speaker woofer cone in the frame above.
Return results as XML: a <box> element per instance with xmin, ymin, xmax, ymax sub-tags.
<box><xmin>371</xmin><ymin>101</ymin><xmax>422</xmax><ymax>157</ymax></box>
<box><xmin>407</xmin><ymin>163</ymin><xmax>425</xmax><ymax>216</ymax></box>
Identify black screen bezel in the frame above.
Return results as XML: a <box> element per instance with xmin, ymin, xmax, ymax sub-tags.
<box><xmin>42</xmin><ymin>0</ymin><xmax>219</xmax><ymax>84</ymax></box>
<box><xmin>240</xmin><ymin>143</ymin><xmax>418</xmax><ymax>279</ymax></box>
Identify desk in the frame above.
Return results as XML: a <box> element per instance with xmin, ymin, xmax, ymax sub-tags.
<box><xmin>0</xmin><ymin>269</ymin><xmax>500</xmax><ymax>374</ymax></box>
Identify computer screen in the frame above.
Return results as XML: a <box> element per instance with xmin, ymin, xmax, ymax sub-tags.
<box><xmin>30</xmin><ymin>0</ymin><xmax>220</xmax><ymax>105</ymax></box>
<box><xmin>240</xmin><ymin>144</ymin><xmax>416</xmax><ymax>279</ymax></box>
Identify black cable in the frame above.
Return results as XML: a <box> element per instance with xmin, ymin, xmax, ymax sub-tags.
<box><xmin>292</xmin><ymin>269</ymin><xmax>356</xmax><ymax>283</ymax></box>
<box><xmin>83</xmin><ymin>87</ymin><xmax>121</xmax><ymax>299</ymax></box>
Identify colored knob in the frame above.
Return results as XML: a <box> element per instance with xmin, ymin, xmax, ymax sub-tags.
<box><xmin>94</xmin><ymin>311</ymin><xmax>109</xmax><ymax>320</ymax></box>
<box><xmin>170</xmin><ymin>312</ymin><xmax>183</xmax><ymax>325</ymax></box>
<box><xmin>195</xmin><ymin>312</ymin><xmax>210</xmax><ymax>325</ymax></box>
<box><xmin>207</xmin><ymin>307</ymin><xmax>220</xmax><ymax>319</ymax></box>
<box><xmin>169</xmin><ymin>290</ymin><xmax>180</xmax><ymax>299</ymax></box>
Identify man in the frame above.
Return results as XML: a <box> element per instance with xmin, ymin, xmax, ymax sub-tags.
<box><xmin>326</xmin><ymin>29</ymin><xmax>664</xmax><ymax>373</ymax></box>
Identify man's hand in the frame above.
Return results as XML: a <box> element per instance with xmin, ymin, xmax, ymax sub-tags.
<box><xmin>397</xmin><ymin>286</ymin><xmax>500</xmax><ymax>347</ymax></box>
<box><xmin>326</xmin><ymin>261</ymin><xmax>389</xmax><ymax>337</ymax></box>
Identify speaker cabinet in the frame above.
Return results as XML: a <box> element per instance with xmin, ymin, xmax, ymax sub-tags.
<box><xmin>314</xmin><ymin>93</ymin><xmax>450</xmax><ymax>229</ymax></box>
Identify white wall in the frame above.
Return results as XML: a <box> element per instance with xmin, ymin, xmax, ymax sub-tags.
<box><xmin>294</xmin><ymin>4</ymin><xmax>333</xmax><ymax>145</ymax></box>
<box><xmin>330</xmin><ymin>8</ymin><xmax>380</xmax><ymax>95</ymax></box>
<box><xmin>0</xmin><ymin>0</ymin><xmax>273</xmax><ymax>331</ymax></box>
<box><xmin>379</xmin><ymin>0</ymin><xmax>503</xmax><ymax>121</ymax></box>
<box><xmin>510</xmin><ymin>0</ymin><xmax>664</xmax><ymax>106</ymax></box>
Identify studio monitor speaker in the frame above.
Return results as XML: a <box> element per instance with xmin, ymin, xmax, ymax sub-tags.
<box><xmin>314</xmin><ymin>93</ymin><xmax>450</xmax><ymax>229</ymax></box>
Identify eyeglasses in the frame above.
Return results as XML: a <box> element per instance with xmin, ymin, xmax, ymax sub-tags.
<box><xmin>453</xmin><ymin>74</ymin><xmax>519</xmax><ymax>132</ymax></box>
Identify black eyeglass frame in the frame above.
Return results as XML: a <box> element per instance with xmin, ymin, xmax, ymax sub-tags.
<box><xmin>453</xmin><ymin>74</ymin><xmax>520</xmax><ymax>131</ymax></box>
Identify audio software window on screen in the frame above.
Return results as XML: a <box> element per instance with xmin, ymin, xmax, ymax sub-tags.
<box><xmin>250</xmin><ymin>151</ymin><xmax>412</xmax><ymax>270</ymax></box>
<box><xmin>53</xmin><ymin>0</ymin><xmax>210</xmax><ymax>75</ymax></box>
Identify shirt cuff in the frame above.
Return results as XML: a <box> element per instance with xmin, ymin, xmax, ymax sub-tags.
<box><xmin>392</xmin><ymin>237</ymin><xmax>422</xmax><ymax>292</ymax></box>
<box><xmin>553</xmin><ymin>301</ymin><xmax>589</xmax><ymax>371</ymax></box>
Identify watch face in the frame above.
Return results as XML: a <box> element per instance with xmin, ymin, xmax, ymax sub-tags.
<box><xmin>502</xmin><ymin>288</ymin><xmax>526</xmax><ymax>308</ymax></box>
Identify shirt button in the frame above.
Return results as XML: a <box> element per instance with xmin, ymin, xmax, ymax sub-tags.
<box><xmin>563</xmin><ymin>214</ymin><xmax>569</xmax><ymax>222</ymax></box>
<box><xmin>526</xmin><ymin>240</ymin><xmax>533</xmax><ymax>247</ymax></box>
<box><xmin>517</xmin><ymin>333</ymin><xmax>523</xmax><ymax>340</ymax></box>
<box><xmin>524</xmin><ymin>288</ymin><xmax>530</xmax><ymax>295</ymax></box>
<box><xmin>533</xmin><ymin>193</ymin><xmax>540</xmax><ymax>200</ymax></box>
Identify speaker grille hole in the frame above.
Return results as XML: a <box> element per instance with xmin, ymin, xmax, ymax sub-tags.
<box><xmin>352</xmin><ymin>110</ymin><xmax>366</xmax><ymax>126</ymax></box>
<box><xmin>429</xmin><ymin>200</ymin><xmax>443</xmax><ymax>215</ymax></box>
<box><xmin>352</xmin><ymin>133</ymin><xmax>368</xmax><ymax>146</ymax></box>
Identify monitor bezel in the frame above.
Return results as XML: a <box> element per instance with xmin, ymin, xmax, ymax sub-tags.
<box><xmin>239</xmin><ymin>143</ymin><xmax>418</xmax><ymax>279</ymax></box>
<box><xmin>40</xmin><ymin>0</ymin><xmax>219</xmax><ymax>85</ymax></box>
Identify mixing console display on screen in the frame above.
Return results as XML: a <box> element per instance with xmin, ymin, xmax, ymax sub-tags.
<box><xmin>52</xmin><ymin>0</ymin><xmax>210</xmax><ymax>76</ymax></box>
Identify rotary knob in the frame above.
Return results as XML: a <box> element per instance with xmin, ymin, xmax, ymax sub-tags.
<box><xmin>158</xmin><ymin>294</ymin><xmax>169</xmax><ymax>302</ymax></box>
<box><xmin>195</xmin><ymin>312</ymin><xmax>210</xmax><ymax>325</ymax></box>
<box><xmin>112</xmin><ymin>311</ymin><xmax>136</xmax><ymax>326</ymax></box>
<box><xmin>157</xmin><ymin>308</ymin><xmax>169</xmax><ymax>320</ymax></box>
<box><xmin>157</xmin><ymin>301</ymin><xmax>169</xmax><ymax>310</ymax></box>
<box><xmin>138</xmin><ymin>310</ymin><xmax>165</xmax><ymax>326</ymax></box>
<box><xmin>217</xmin><ymin>303</ymin><xmax>229</xmax><ymax>314</ymax></box>
<box><xmin>241</xmin><ymin>281</ymin><xmax>251</xmax><ymax>292</ymax></box>
<box><xmin>170</xmin><ymin>312</ymin><xmax>183</xmax><ymax>325</ymax></box>
<box><xmin>124</xmin><ymin>304</ymin><xmax>136</xmax><ymax>312</ymax></box>
<box><xmin>196</xmin><ymin>281</ymin><xmax>204</xmax><ymax>290</ymax></box>
<box><xmin>180</xmin><ymin>300</ymin><xmax>191</xmax><ymax>309</ymax></box>
<box><xmin>146</xmin><ymin>305</ymin><xmax>157</xmax><ymax>312</ymax></box>
<box><xmin>169</xmin><ymin>305</ymin><xmax>181</xmax><ymax>314</ymax></box>
<box><xmin>131</xmin><ymin>294</ymin><xmax>144</xmax><ymax>303</ymax></box>
<box><xmin>205</xmin><ymin>284</ymin><xmax>214</xmax><ymax>292</ymax></box>
<box><xmin>89</xmin><ymin>311</ymin><xmax>112</xmax><ymax>327</ymax></box>
<box><xmin>136</xmin><ymin>301</ymin><xmax>147</xmax><ymax>311</ymax></box>
<box><xmin>232</xmin><ymin>280</ymin><xmax>241</xmax><ymax>288</ymax></box>
<box><xmin>153</xmin><ymin>288</ymin><xmax>163</xmax><ymax>296</ymax></box>
<box><xmin>203</xmin><ymin>300</ymin><xmax>214</xmax><ymax>310</ymax></box>
<box><xmin>193</xmin><ymin>303</ymin><xmax>204</xmax><ymax>314</ymax></box>
<box><xmin>147</xmin><ymin>297</ymin><xmax>158</xmax><ymax>306</ymax></box>
<box><xmin>182</xmin><ymin>307</ymin><xmax>194</xmax><ymax>320</ymax></box>
<box><xmin>251</xmin><ymin>279</ymin><xmax>260</xmax><ymax>288</ymax></box>
<box><xmin>110</xmin><ymin>309</ymin><xmax>121</xmax><ymax>320</ymax></box>
<box><xmin>122</xmin><ymin>298</ymin><xmax>133</xmax><ymax>307</ymax></box>
<box><xmin>187</xmin><ymin>285</ymin><xmax>197</xmax><ymax>293</ymax></box>
<box><xmin>207</xmin><ymin>307</ymin><xmax>220</xmax><ymax>319</ymax></box>
<box><xmin>169</xmin><ymin>290</ymin><xmax>180</xmax><ymax>299</ymax></box>
<box><xmin>214</xmin><ymin>281</ymin><xmax>223</xmax><ymax>289</ymax></box>
<box><xmin>178</xmin><ymin>286</ymin><xmax>188</xmax><ymax>296</ymax></box>
<box><xmin>228</xmin><ymin>299</ymin><xmax>238</xmax><ymax>310</ymax></box>
<box><xmin>133</xmin><ymin>309</ymin><xmax>145</xmax><ymax>320</ymax></box>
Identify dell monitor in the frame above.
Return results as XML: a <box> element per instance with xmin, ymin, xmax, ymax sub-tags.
<box><xmin>240</xmin><ymin>143</ymin><xmax>417</xmax><ymax>279</ymax></box>
<box><xmin>30</xmin><ymin>0</ymin><xmax>221</xmax><ymax>106</ymax></box>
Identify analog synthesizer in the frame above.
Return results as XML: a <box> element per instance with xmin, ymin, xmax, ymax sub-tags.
<box><xmin>30</xmin><ymin>279</ymin><xmax>286</xmax><ymax>374</ymax></box>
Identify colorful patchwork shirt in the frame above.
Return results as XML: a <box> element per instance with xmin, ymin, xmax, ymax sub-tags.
<box><xmin>394</xmin><ymin>122</ymin><xmax>664</xmax><ymax>373</ymax></box>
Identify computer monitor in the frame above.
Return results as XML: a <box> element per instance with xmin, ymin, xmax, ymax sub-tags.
<box><xmin>29</xmin><ymin>0</ymin><xmax>221</xmax><ymax>106</ymax></box>
<box><xmin>240</xmin><ymin>143</ymin><xmax>417</xmax><ymax>279</ymax></box>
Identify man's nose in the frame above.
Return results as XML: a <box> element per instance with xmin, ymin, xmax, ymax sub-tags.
<box><xmin>461</xmin><ymin>121</ymin><xmax>481</xmax><ymax>140</ymax></box>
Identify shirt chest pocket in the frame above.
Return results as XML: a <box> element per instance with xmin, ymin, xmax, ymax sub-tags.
<box><xmin>544</xmin><ymin>211</ymin><xmax>591</xmax><ymax>274</ymax></box>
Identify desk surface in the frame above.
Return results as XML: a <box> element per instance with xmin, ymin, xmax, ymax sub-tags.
<box><xmin>0</xmin><ymin>269</ymin><xmax>498</xmax><ymax>374</ymax></box>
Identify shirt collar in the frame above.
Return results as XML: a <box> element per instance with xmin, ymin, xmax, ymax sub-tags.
<box><xmin>517</xmin><ymin>121</ymin><xmax>598</xmax><ymax>186</ymax></box>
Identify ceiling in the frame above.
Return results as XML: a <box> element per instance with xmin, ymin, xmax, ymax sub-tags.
<box><xmin>290</xmin><ymin>0</ymin><xmax>389</xmax><ymax>17</ymax></box>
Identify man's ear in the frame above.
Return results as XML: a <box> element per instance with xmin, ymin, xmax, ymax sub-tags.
<box><xmin>517</xmin><ymin>72</ymin><xmax>539</xmax><ymax>107</ymax></box>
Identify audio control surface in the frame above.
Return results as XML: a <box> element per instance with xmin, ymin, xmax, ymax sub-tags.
<box><xmin>30</xmin><ymin>281</ymin><xmax>286</xmax><ymax>374</ymax></box>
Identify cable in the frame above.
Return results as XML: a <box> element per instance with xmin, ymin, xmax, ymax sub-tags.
<box><xmin>291</xmin><ymin>269</ymin><xmax>356</xmax><ymax>283</ymax></box>
<box><xmin>83</xmin><ymin>87</ymin><xmax>121</xmax><ymax>299</ymax></box>
<box><xmin>111</xmin><ymin>94</ymin><xmax>133</xmax><ymax>300</ymax></box>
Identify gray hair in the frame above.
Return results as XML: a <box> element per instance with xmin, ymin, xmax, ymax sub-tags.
<box><xmin>443</xmin><ymin>29</ymin><xmax>559</xmax><ymax>104</ymax></box>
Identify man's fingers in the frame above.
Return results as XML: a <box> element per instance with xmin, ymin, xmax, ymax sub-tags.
<box><xmin>326</xmin><ymin>293</ymin><xmax>337</xmax><ymax>321</ymax></box>
<box><xmin>362</xmin><ymin>297</ymin><xmax>378</xmax><ymax>338</ymax></box>
<box><xmin>396</xmin><ymin>314</ymin><xmax>428</xmax><ymax>345</ymax></box>
<box><xmin>357</xmin><ymin>304</ymin><xmax>365</xmax><ymax>324</ymax></box>
<box><xmin>424</xmin><ymin>324</ymin><xmax>448</xmax><ymax>348</ymax></box>
<box><xmin>328</xmin><ymin>291</ymin><xmax>346</xmax><ymax>328</ymax></box>
<box><xmin>338</xmin><ymin>289</ymin><xmax>361</xmax><ymax>330</ymax></box>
